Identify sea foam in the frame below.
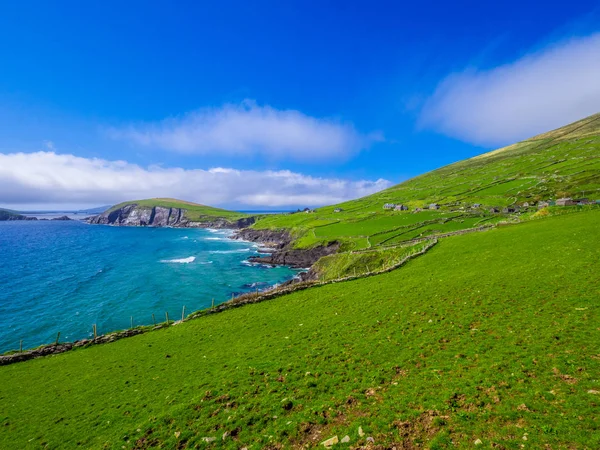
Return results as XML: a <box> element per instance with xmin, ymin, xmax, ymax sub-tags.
<box><xmin>160</xmin><ymin>256</ymin><xmax>196</xmax><ymax>264</ymax></box>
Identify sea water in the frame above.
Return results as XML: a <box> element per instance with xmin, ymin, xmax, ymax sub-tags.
<box><xmin>0</xmin><ymin>220</ymin><xmax>300</xmax><ymax>353</ymax></box>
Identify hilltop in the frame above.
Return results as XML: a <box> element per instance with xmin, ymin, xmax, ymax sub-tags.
<box><xmin>89</xmin><ymin>198</ymin><xmax>253</xmax><ymax>228</ymax></box>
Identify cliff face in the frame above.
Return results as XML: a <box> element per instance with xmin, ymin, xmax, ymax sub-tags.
<box><xmin>88</xmin><ymin>204</ymin><xmax>254</xmax><ymax>229</ymax></box>
<box><xmin>232</xmin><ymin>228</ymin><xmax>340</xmax><ymax>269</ymax></box>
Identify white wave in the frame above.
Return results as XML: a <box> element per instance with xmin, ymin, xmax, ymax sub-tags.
<box><xmin>209</xmin><ymin>248</ymin><xmax>251</xmax><ymax>254</ymax></box>
<box><xmin>198</xmin><ymin>261</ymin><xmax>213</xmax><ymax>265</ymax></box>
<box><xmin>160</xmin><ymin>256</ymin><xmax>196</xmax><ymax>264</ymax></box>
<box><xmin>181</xmin><ymin>236</ymin><xmax>189</xmax><ymax>240</ymax></box>
<box><xmin>205</xmin><ymin>237</ymin><xmax>226</xmax><ymax>241</ymax></box>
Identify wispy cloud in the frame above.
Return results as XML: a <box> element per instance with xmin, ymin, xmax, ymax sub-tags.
<box><xmin>109</xmin><ymin>100</ymin><xmax>383</xmax><ymax>161</ymax></box>
<box><xmin>0</xmin><ymin>152</ymin><xmax>391</xmax><ymax>209</ymax></box>
<box><xmin>419</xmin><ymin>33</ymin><xmax>600</xmax><ymax>146</ymax></box>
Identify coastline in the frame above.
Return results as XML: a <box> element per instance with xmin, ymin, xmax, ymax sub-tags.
<box><xmin>0</xmin><ymin>239</ymin><xmax>437</xmax><ymax>366</ymax></box>
<box><xmin>0</xmin><ymin>221</ymin><xmax>303</xmax><ymax>358</ymax></box>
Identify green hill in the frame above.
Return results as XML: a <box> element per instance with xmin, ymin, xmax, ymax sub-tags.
<box><xmin>250</xmin><ymin>113</ymin><xmax>600</xmax><ymax>254</ymax></box>
<box><xmin>0</xmin><ymin>208</ymin><xmax>27</xmax><ymax>221</ymax></box>
<box><xmin>0</xmin><ymin>210</ymin><xmax>598</xmax><ymax>449</ymax></box>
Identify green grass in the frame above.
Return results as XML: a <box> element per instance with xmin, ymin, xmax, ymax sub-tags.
<box><xmin>312</xmin><ymin>241</ymin><xmax>432</xmax><ymax>281</ymax></box>
<box><xmin>107</xmin><ymin>198</ymin><xmax>249</xmax><ymax>222</ymax></box>
<box><xmin>1</xmin><ymin>210</ymin><xmax>598</xmax><ymax>449</ymax></box>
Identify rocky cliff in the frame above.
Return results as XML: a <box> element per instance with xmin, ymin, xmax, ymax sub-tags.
<box><xmin>232</xmin><ymin>228</ymin><xmax>340</xmax><ymax>269</ymax></box>
<box><xmin>88</xmin><ymin>204</ymin><xmax>254</xmax><ymax>229</ymax></box>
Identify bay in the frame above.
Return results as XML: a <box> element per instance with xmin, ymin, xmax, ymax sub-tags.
<box><xmin>0</xmin><ymin>220</ymin><xmax>299</xmax><ymax>353</ymax></box>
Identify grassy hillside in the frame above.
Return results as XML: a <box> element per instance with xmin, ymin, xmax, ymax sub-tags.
<box><xmin>251</xmin><ymin>113</ymin><xmax>600</xmax><ymax>251</ymax></box>
<box><xmin>1</xmin><ymin>210</ymin><xmax>598</xmax><ymax>449</ymax></box>
<box><xmin>107</xmin><ymin>198</ymin><xmax>249</xmax><ymax>222</ymax></box>
<box><xmin>0</xmin><ymin>208</ymin><xmax>26</xmax><ymax>220</ymax></box>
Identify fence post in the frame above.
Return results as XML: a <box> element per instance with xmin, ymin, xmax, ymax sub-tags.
<box><xmin>212</xmin><ymin>298</ymin><xmax>214</xmax><ymax>311</ymax></box>
<box><xmin>19</xmin><ymin>340</ymin><xmax>22</xmax><ymax>353</ymax></box>
<box><xmin>93</xmin><ymin>324</ymin><xmax>97</xmax><ymax>339</ymax></box>
<box><xmin>130</xmin><ymin>316</ymin><xmax>133</xmax><ymax>329</ymax></box>
<box><xmin>165</xmin><ymin>312</ymin><xmax>170</xmax><ymax>325</ymax></box>
<box><xmin>55</xmin><ymin>332</ymin><xmax>60</xmax><ymax>345</ymax></box>
<box><xmin>181</xmin><ymin>306</ymin><xmax>186</xmax><ymax>322</ymax></box>
<box><xmin>152</xmin><ymin>314</ymin><xmax>156</xmax><ymax>326</ymax></box>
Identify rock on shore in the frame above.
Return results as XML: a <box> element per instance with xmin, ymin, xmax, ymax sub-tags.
<box><xmin>233</xmin><ymin>228</ymin><xmax>340</xmax><ymax>269</ymax></box>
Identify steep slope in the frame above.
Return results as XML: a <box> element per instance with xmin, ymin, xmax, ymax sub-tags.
<box><xmin>249</xmin><ymin>113</ymin><xmax>600</xmax><ymax>252</ymax></box>
<box><xmin>0</xmin><ymin>210</ymin><xmax>598</xmax><ymax>449</ymax></box>
<box><xmin>89</xmin><ymin>198</ymin><xmax>253</xmax><ymax>228</ymax></box>
<box><xmin>0</xmin><ymin>208</ymin><xmax>37</xmax><ymax>221</ymax></box>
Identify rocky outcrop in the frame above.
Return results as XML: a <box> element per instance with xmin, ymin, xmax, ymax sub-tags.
<box><xmin>233</xmin><ymin>229</ymin><xmax>292</xmax><ymax>249</ymax></box>
<box><xmin>233</xmin><ymin>228</ymin><xmax>340</xmax><ymax>269</ymax></box>
<box><xmin>248</xmin><ymin>241</ymin><xmax>340</xmax><ymax>268</ymax></box>
<box><xmin>88</xmin><ymin>204</ymin><xmax>255</xmax><ymax>229</ymax></box>
<box><xmin>51</xmin><ymin>216</ymin><xmax>72</xmax><ymax>221</ymax></box>
<box><xmin>89</xmin><ymin>204</ymin><xmax>168</xmax><ymax>226</ymax></box>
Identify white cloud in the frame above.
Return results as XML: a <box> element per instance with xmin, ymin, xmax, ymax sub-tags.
<box><xmin>420</xmin><ymin>33</ymin><xmax>600</xmax><ymax>146</ymax></box>
<box><xmin>0</xmin><ymin>152</ymin><xmax>391</xmax><ymax>209</ymax></box>
<box><xmin>109</xmin><ymin>100</ymin><xmax>383</xmax><ymax>161</ymax></box>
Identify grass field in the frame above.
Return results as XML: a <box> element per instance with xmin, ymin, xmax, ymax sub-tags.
<box><xmin>1</xmin><ymin>210</ymin><xmax>598</xmax><ymax>449</ymax></box>
<box><xmin>107</xmin><ymin>198</ymin><xmax>249</xmax><ymax>222</ymax></box>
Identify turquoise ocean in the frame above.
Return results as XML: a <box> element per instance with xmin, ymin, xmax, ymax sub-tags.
<box><xmin>0</xmin><ymin>220</ymin><xmax>300</xmax><ymax>353</ymax></box>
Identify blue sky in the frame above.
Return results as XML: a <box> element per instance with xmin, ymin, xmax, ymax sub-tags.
<box><xmin>0</xmin><ymin>1</ymin><xmax>599</xmax><ymax>210</ymax></box>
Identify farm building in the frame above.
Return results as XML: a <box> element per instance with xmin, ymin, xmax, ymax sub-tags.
<box><xmin>502</xmin><ymin>206</ymin><xmax>517</xmax><ymax>213</ymax></box>
<box><xmin>334</xmin><ymin>208</ymin><xmax>343</xmax><ymax>213</ymax></box>
<box><xmin>429</xmin><ymin>203</ymin><xmax>440</xmax><ymax>210</ymax></box>
<box><xmin>537</xmin><ymin>201</ymin><xmax>550</xmax><ymax>209</ymax></box>
<box><xmin>394</xmin><ymin>204</ymin><xmax>409</xmax><ymax>211</ymax></box>
<box><xmin>556</xmin><ymin>198</ymin><xmax>576</xmax><ymax>206</ymax></box>
<box><xmin>522</xmin><ymin>202</ymin><xmax>530</xmax><ymax>207</ymax></box>
<box><xmin>383</xmin><ymin>203</ymin><xmax>396</xmax><ymax>210</ymax></box>
<box><xmin>472</xmin><ymin>203</ymin><xmax>481</xmax><ymax>208</ymax></box>
<box><xmin>489</xmin><ymin>207</ymin><xmax>500</xmax><ymax>213</ymax></box>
